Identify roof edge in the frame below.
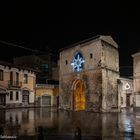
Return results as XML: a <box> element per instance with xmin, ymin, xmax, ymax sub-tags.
<box><xmin>132</xmin><ymin>52</ymin><xmax>140</xmax><ymax>57</ymax></box>
<box><xmin>59</xmin><ymin>35</ymin><xmax>118</xmax><ymax>52</ymax></box>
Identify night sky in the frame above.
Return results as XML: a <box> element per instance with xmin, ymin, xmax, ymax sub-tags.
<box><xmin>0</xmin><ymin>1</ymin><xmax>140</xmax><ymax>76</ymax></box>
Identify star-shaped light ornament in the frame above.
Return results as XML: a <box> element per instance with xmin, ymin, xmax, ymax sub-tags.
<box><xmin>71</xmin><ymin>54</ymin><xmax>85</xmax><ymax>72</ymax></box>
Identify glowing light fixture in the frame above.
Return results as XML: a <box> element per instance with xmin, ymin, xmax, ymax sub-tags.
<box><xmin>124</xmin><ymin>82</ymin><xmax>130</xmax><ymax>90</ymax></box>
<box><xmin>71</xmin><ymin>52</ymin><xmax>85</xmax><ymax>72</ymax></box>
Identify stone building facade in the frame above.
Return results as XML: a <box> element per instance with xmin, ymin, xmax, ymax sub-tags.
<box><xmin>59</xmin><ymin>35</ymin><xmax>119</xmax><ymax>112</ymax></box>
<box><xmin>132</xmin><ymin>52</ymin><xmax>140</xmax><ymax>110</ymax></box>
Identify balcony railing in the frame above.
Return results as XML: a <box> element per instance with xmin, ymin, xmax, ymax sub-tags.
<box><xmin>8</xmin><ymin>81</ymin><xmax>22</xmax><ymax>88</ymax></box>
<box><xmin>36</xmin><ymin>84</ymin><xmax>54</xmax><ymax>89</ymax></box>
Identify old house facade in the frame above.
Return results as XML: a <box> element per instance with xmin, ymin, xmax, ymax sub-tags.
<box><xmin>0</xmin><ymin>61</ymin><xmax>36</xmax><ymax>108</ymax></box>
<box><xmin>35</xmin><ymin>84</ymin><xmax>59</xmax><ymax>107</ymax></box>
<box><xmin>59</xmin><ymin>35</ymin><xmax>119</xmax><ymax>112</ymax></box>
<box><xmin>117</xmin><ymin>77</ymin><xmax>133</xmax><ymax>110</ymax></box>
<box><xmin>14</xmin><ymin>54</ymin><xmax>59</xmax><ymax>84</ymax></box>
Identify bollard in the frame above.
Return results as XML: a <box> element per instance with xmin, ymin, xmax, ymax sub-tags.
<box><xmin>74</xmin><ymin>126</ymin><xmax>81</xmax><ymax>140</ymax></box>
<box><xmin>37</xmin><ymin>126</ymin><xmax>43</xmax><ymax>140</ymax></box>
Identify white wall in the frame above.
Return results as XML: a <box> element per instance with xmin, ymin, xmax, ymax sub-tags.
<box><xmin>6</xmin><ymin>90</ymin><xmax>22</xmax><ymax>104</ymax></box>
<box><xmin>29</xmin><ymin>91</ymin><xmax>35</xmax><ymax>103</ymax></box>
<box><xmin>136</xmin><ymin>95</ymin><xmax>140</xmax><ymax>107</ymax></box>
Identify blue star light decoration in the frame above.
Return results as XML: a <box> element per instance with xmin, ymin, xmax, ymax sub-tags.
<box><xmin>71</xmin><ymin>52</ymin><xmax>85</xmax><ymax>72</ymax></box>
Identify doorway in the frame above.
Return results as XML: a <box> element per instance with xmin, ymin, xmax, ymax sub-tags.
<box><xmin>72</xmin><ymin>79</ymin><xmax>85</xmax><ymax>111</ymax></box>
<box><xmin>42</xmin><ymin>96</ymin><xmax>51</xmax><ymax>106</ymax></box>
<box><xmin>22</xmin><ymin>90</ymin><xmax>29</xmax><ymax>105</ymax></box>
<box><xmin>0</xmin><ymin>94</ymin><xmax>5</xmax><ymax>106</ymax></box>
<box><xmin>126</xmin><ymin>95</ymin><xmax>130</xmax><ymax>107</ymax></box>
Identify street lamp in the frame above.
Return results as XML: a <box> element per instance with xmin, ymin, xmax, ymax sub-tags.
<box><xmin>124</xmin><ymin>82</ymin><xmax>130</xmax><ymax>91</ymax></box>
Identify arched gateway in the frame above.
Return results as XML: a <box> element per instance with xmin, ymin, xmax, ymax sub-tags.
<box><xmin>72</xmin><ymin>79</ymin><xmax>85</xmax><ymax>111</ymax></box>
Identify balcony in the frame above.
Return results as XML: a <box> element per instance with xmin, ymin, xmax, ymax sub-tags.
<box><xmin>8</xmin><ymin>81</ymin><xmax>22</xmax><ymax>88</ymax></box>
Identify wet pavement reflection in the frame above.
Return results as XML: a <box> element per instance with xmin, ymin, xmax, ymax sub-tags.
<box><xmin>0</xmin><ymin>108</ymin><xmax>139</xmax><ymax>140</ymax></box>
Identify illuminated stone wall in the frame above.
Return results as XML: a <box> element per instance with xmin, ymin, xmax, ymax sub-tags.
<box><xmin>101</xmin><ymin>41</ymin><xmax>119</xmax><ymax>112</ymax></box>
<box><xmin>132</xmin><ymin>52</ymin><xmax>140</xmax><ymax>110</ymax></box>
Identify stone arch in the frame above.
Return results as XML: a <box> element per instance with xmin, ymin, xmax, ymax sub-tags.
<box><xmin>71</xmin><ymin>79</ymin><xmax>86</xmax><ymax>111</ymax></box>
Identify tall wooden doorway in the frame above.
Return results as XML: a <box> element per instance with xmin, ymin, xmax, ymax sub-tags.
<box><xmin>72</xmin><ymin>79</ymin><xmax>85</xmax><ymax>111</ymax></box>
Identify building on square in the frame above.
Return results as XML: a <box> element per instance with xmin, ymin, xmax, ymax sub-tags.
<box><xmin>59</xmin><ymin>35</ymin><xmax>119</xmax><ymax>112</ymax></box>
<box><xmin>117</xmin><ymin>77</ymin><xmax>133</xmax><ymax>110</ymax></box>
<box><xmin>0</xmin><ymin>61</ymin><xmax>36</xmax><ymax>108</ymax></box>
<box><xmin>35</xmin><ymin>84</ymin><xmax>59</xmax><ymax>107</ymax></box>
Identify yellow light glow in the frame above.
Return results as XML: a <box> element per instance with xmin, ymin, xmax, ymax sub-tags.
<box><xmin>74</xmin><ymin>80</ymin><xmax>85</xmax><ymax>111</ymax></box>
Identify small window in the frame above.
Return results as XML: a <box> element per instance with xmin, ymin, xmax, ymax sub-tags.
<box><xmin>16</xmin><ymin>91</ymin><xmax>19</xmax><ymax>100</ymax></box>
<box><xmin>65</xmin><ymin>60</ymin><xmax>68</xmax><ymax>65</ymax></box>
<box><xmin>16</xmin><ymin>72</ymin><xmax>19</xmax><ymax>82</ymax></box>
<box><xmin>10</xmin><ymin>71</ymin><xmax>13</xmax><ymax>81</ymax></box>
<box><xmin>0</xmin><ymin>70</ymin><xmax>3</xmax><ymax>81</ymax></box>
<box><xmin>24</xmin><ymin>74</ymin><xmax>28</xmax><ymax>84</ymax></box>
<box><xmin>10</xmin><ymin>91</ymin><xmax>13</xmax><ymax>100</ymax></box>
<box><xmin>42</xmin><ymin>64</ymin><xmax>49</xmax><ymax>69</ymax></box>
<box><xmin>90</xmin><ymin>53</ymin><xmax>93</xmax><ymax>59</ymax></box>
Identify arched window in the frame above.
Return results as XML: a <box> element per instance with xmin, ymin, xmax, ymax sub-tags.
<box><xmin>71</xmin><ymin>52</ymin><xmax>85</xmax><ymax>72</ymax></box>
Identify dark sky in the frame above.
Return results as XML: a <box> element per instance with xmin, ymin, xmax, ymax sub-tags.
<box><xmin>0</xmin><ymin>1</ymin><xmax>140</xmax><ymax>76</ymax></box>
